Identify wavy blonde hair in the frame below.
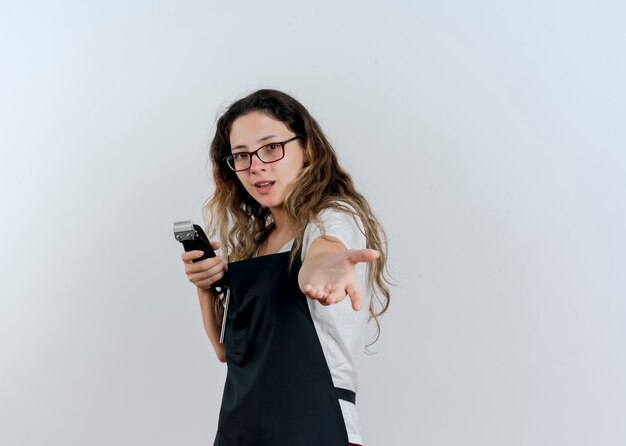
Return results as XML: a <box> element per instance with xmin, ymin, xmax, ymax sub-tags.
<box><xmin>203</xmin><ymin>89</ymin><xmax>391</xmax><ymax>342</ymax></box>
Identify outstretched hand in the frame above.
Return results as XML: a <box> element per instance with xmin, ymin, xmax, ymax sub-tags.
<box><xmin>300</xmin><ymin>248</ymin><xmax>379</xmax><ymax>311</ymax></box>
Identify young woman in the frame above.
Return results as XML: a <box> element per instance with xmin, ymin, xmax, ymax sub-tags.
<box><xmin>181</xmin><ymin>89</ymin><xmax>390</xmax><ymax>446</ymax></box>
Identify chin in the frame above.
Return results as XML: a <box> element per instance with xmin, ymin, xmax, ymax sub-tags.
<box><xmin>257</xmin><ymin>197</ymin><xmax>284</xmax><ymax>210</ymax></box>
<box><xmin>263</xmin><ymin>200</ymin><xmax>283</xmax><ymax>210</ymax></box>
<box><xmin>252</xmin><ymin>195</ymin><xmax>272</xmax><ymax>207</ymax></box>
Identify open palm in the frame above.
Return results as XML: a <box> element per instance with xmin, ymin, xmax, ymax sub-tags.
<box><xmin>301</xmin><ymin>249</ymin><xmax>379</xmax><ymax>311</ymax></box>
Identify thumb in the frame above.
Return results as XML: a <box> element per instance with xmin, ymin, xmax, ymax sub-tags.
<box><xmin>347</xmin><ymin>249</ymin><xmax>380</xmax><ymax>264</ymax></box>
<box><xmin>210</xmin><ymin>241</ymin><xmax>221</xmax><ymax>249</ymax></box>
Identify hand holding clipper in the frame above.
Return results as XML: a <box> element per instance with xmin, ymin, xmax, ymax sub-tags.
<box><xmin>173</xmin><ymin>220</ymin><xmax>229</xmax><ymax>292</ymax></box>
<box><xmin>174</xmin><ymin>220</ymin><xmax>231</xmax><ymax>344</ymax></box>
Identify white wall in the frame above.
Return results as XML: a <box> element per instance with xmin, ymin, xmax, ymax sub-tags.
<box><xmin>1</xmin><ymin>1</ymin><xmax>625</xmax><ymax>445</ymax></box>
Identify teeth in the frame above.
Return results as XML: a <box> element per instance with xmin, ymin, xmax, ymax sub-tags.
<box><xmin>256</xmin><ymin>182</ymin><xmax>272</xmax><ymax>187</ymax></box>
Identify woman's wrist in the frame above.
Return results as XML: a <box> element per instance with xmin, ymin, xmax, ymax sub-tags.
<box><xmin>197</xmin><ymin>285</ymin><xmax>216</xmax><ymax>300</ymax></box>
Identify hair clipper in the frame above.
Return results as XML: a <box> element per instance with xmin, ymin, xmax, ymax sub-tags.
<box><xmin>173</xmin><ymin>220</ymin><xmax>229</xmax><ymax>292</ymax></box>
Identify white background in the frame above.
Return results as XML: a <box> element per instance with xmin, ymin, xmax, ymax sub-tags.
<box><xmin>1</xmin><ymin>1</ymin><xmax>625</xmax><ymax>445</ymax></box>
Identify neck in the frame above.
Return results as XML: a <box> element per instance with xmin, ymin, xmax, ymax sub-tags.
<box><xmin>270</xmin><ymin>208</ymin><xmax>293</xmax><ymax>235</ymax></box>
<box><xmin>257</xmin><ymin>208</ymin><xmax>294</xmax><ymax>256</ymax></box>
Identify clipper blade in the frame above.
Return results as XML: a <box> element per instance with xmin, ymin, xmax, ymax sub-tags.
<box><xmin>173</xmin><ymin>220</ymin><xmax>197</xmax><ymax>241</ymax></box>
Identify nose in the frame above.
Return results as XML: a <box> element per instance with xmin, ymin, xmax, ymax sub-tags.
<box><xmin>249</xmin><ymin>153</ymin><xmax>267</xmax><ymax>174</ymax></box>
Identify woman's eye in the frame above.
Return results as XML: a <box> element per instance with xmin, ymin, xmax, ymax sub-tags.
<box><xmin>266</xmin><ymin>143</ymin><xmax>280</xmax><ymax>151</ymax></box>
<box><xmin>233</xmin><ymin>153</ymin><xmax>248</xmax><ymax>161</ymax></box>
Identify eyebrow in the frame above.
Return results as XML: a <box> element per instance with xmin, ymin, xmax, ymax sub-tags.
<box><xmin>231</xmin><ymin>135</ymin><xmax>280</xmax><ymax>151</ymax></box>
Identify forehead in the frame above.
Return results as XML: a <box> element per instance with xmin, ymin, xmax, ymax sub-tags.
<box><xmin>229</xmin><ymin>112</ymin><xmax>290</xmax><ymax>147</ymax></box>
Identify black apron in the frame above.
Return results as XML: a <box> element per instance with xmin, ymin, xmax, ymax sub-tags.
<box><xmin>214</xmin><ymin>251</ymin><xmax>355</xmax><ymax>446</ymax></box>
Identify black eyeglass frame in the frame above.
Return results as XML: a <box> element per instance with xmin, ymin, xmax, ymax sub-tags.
<box><xmin>223</xmin><ymin>136</ymin><xmax>301</xmax><ymax>172</ymax></box>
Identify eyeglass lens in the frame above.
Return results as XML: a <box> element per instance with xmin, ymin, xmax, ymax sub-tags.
<box><xmin>229</xmin><ymin>143</ymin><xmax>284</xmax><ymax>171</ymax></box>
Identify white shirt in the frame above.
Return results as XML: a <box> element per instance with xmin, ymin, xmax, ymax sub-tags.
<box><xmin>277</xmin><ymin>205</ymin><xmax>369</xmax><ymax>445</ymax></box>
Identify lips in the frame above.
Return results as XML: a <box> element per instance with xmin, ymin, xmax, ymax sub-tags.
<box><xmin>253</xmin><ymin>180</ymin><xmax>275</xmax><ymax>194</ymax></box>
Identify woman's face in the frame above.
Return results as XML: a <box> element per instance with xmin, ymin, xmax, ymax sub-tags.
<box><xmin>229</xmin><ymin>112</ymin><xmax>305</xmax><ymax>212</ymax></box>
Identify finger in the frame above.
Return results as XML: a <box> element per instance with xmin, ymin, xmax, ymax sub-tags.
<box><xmin>188</xmin><ymin>263</ymin><xmax>226</xmax><ymax>286</ymax></box>
<box><xmin>210</xmin><ymin>241</ymin><xmax>221</xmax><ymax>249</ymax></box>
<box><xmin>187</xmin><ymin>269</ymin><xmax>220</xmax><ymax>285</ymax></box>
<box><xmin>304</xmin><ymin>284</ymin><xmax>333</xmax><ymax>303</ymax></box>
<box><xmin>315</xmin><ymin>291</ymin><xmax>332</xmax><ymax>306</ymax></box>
<box><xmin>182</xmin><ymin>250</ymin><xmax>206</xmax><ymax>263</ymax></box>
<box><xmin>195</xmin><ymin>272</ymin><xmax>226</xmax><ymax>290</ymax></box>
<box><xmin>347</xmin><ymin>249</ymin><xmax>380</xmax><ymax>264</ymax></box>
<box><xmin>197</xmin><ymin>258</ymin><xmax>228</xmax><ymax>278</ymax></box>
<box><xmin>185</xmin><ymin>256</ymin><xmax>226</xmax><ymax>275</ymax></box>
<box><xmin>324</xmin><ymin>285</ymin><xmax>346</xmax><ymax>305</ymax></box>
<box><xmin>345</xmin><ymin>283</ymin><xmax>363</xmax><ymax>311</ymax></box>
<box><xmin>194</xmin><ymin>278</ymin><xmax>217</xmax><ymax>290</ymax></box>
<box><xmin>302</xmin><ymin>284</ymin><xmax>323</xmax><ymax>300</ymax></box>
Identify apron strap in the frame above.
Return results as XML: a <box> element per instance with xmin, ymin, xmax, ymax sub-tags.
<box><xmin>335</xmin><ymin>387</ymin><xmax>356</xmax><ymax>404</ymax></box>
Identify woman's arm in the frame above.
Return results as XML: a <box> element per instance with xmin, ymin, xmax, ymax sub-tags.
<box><xmin>196</xmin><ymin>287</ymin><xmax>226</xmax><ymax>363</ymax></box>
<box><xmin>298</xmin><ymin>235</ymin><xmax>379</xmax><ymax>311</ymax></box>
<box><xmin>181</xmin><ymin>243</ymin><xmax>227</xmax><ymax>362</ymax></box>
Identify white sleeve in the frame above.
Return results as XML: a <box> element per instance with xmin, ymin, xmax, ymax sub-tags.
<box><xmin>299</xmin><ymin>205</ymin><xmax>370</xmax><ymax>400</ymax></box>
<box><xmin>301</xmin><ymin>206</ymin><xmax>367</xmax><ymax>260</ymax></box>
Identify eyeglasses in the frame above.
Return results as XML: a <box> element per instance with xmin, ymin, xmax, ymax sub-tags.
<box><xmin>224</xmin><ymin>136</ymin><xmax>300</xmax><ymax>172</ymax></box>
